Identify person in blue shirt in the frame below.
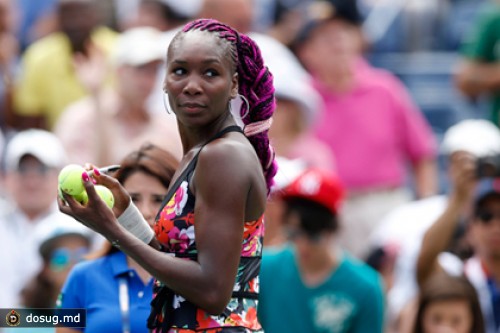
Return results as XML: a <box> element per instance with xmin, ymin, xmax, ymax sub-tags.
<box><xmin>258</xmin><ymin>167</ymin><xmax>385</xmax><ymax>333</ymax></box>
<box><xmin>57</xmin><ymin>143</ymin><xmax>179</xmax><ymax>333</ymax></box>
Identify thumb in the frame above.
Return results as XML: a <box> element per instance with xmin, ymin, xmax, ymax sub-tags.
<box><xmin>92</xmin><ymin>168</ymin><xmax>130</xmax><ymax>215</ymax></box>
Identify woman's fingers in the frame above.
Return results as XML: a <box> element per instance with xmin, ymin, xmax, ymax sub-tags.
<box><xmin>92</xmin><ymin>167</ymin><xmax>130</xmax><ymax>216</ymax></box>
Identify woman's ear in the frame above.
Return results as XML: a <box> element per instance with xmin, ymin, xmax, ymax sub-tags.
<box><xmin>231</xmin><ymin>73</ymin><xmax>239</xmax><ymax>99</ymax></box>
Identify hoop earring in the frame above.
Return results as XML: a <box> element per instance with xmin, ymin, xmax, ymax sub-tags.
<box><xmin>162</xmin><ymin>91</ymin><xmax>172</xmax><ymax>115</ymax></box>
<box><xmin>238</xmin><ymin>94</ymin><xmax>250</xmax><ymax>120</ymax></box>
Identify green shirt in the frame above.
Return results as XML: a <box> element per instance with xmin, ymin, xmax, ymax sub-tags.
<box><xmin>460</xmin><ymin>3</ymin><xmax>500</xmax><ymax>125</ymax></box>
<box><xmin>258</xmin><ymin>246</ymin><xmax>385</xmax><ymax>333</ymax></box>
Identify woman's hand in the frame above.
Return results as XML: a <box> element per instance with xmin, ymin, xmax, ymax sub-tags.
<box><xmin>58</xmin><ymin>171</ymin><xmax>118</xmax><ymax>236</ymax></box>
<box><xmin>58</xmin><ymin>169</ymin><xmax>131</xmax><ymax>237</ymax></box>
<box><xmin>86</xmin><ymin>166</ymin><xmax>131</xmax><ymax>217</ymax></box>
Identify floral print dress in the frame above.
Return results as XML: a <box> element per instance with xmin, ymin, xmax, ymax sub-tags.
<box><xmin>147</xmin><ymin>126</ymin><xmax>264</xmax><ymax>333</ymax></box>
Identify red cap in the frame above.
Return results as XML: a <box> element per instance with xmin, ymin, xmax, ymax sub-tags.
<box><xmin>281</xmin><ymin>168</ymin><xmax>344</xmax><ymax>214</ymax></box>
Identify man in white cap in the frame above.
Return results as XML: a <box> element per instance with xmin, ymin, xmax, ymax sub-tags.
<box><xmin>54</xmin><ymin>26</ymin><xmax>183</xmax><ymax>166</ymax></box>
<box><xmin>0</xmin><ymin>129</ymin><xmax>68</xmax><ymax>307</ymax></box>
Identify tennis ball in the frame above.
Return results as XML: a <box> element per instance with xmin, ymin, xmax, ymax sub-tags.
<box><xmin>95</xmin><ymin>185</ymin><xmax>114</xmax><ymax>209</ymax></box>
<box><xmin>58</xmin><ymin>164</ymin><xmax>85</xmax><ymax>196</ymax></box>
<box><xmin>74</xmin><ymin>190</ymin><xmax>89</xmax><ymax>205</ymax></box>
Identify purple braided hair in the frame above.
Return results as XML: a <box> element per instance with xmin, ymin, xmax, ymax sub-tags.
<box><xmin>181</xmin><ymin>19</ymin><xmax>277</xmax><ymax>192</ymax></box>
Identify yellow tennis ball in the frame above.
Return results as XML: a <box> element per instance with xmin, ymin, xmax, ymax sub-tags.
<box><xmin>95</xmin><ymin>185</ymin><xmax>114</xmax><ymax>209</ymax></box>
<box><xmin>74</xmin><ymin>190</ymin><xmax>89</xmax><ymax>205</ymax></box>
<box><xmin>58</xmin><ymin>164</ymin><xmax>85</xmax><ymax>196</ymax></box>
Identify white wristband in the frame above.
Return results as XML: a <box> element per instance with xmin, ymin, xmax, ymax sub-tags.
<box><xmin>117</xmin><ymin>201</ymin><xmax>155</xmax><ymax>244</ymax></box>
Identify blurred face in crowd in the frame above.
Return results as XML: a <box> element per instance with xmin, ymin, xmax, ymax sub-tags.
<box><xmin>4</xmin><ymin>155</ymin><xmax>59</xmax><ymax>219</ymax></box>
<box><xmin>284</xmin><ymin>210</ymin><xmax>333</xmax><ymax>268</ymax></box>
<box><xmin>58</xmin><ymin>0</ymin><xmax>98</xmax><ymax>52</ymax></box>
<box><xmin>421</xmin><ymin>299</ymin><xmax>473</xmax><ymax>333</ymax></box>
<box><xmin>119</xmin><ymin>61</ymin><xmax>162</xmax><ymax>106</ymax></box>
<box><xmin>122</xmin><ymin>170</ymin><xmax>168</xmax><ymax>227</ymax></box>
<box><xmin>200</xmin><ymin>0</ymin><xmax>253</xmax><ymax>33</ymax></box>
<box><xmin>297</xmin><ymin>19</ymin><xmax>361</xmax><ymax>76</ymax></box>
<box><xmin>135</xmin><ymin>0</ymin><xmax>170</xmax><ymax>31</ymax></box>
<box><xmin>46</xmin><ymin>235</ymin><xmax>89</xmax><ymax>290</ymax></box>
<box><xmin>469</xmin><ymin>196</ymin><xmax>500</xmax><ymax>260</ymax></box>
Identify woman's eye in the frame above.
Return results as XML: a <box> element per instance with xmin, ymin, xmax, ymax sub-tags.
<box><xmin>173</xmin><ymin>68</ymin><xmax>186</xmax><ymax>75</ymax></box>
<box><xmin>205</xmin><ymin>69</ymin><xmax>219</xmax><ymax>77</ymax></box>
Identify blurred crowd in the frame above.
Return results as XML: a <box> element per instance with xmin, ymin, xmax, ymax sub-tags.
<box><xmin>1</xmin><ymin>0</ymin><xmax>500</xmax><ymax>332</ymax></box>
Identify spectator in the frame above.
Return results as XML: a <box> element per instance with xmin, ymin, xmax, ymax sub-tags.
<box><xmin>58</xmin><ymin>144</ymin><xmax>178</xmax><ymax>333</ymax></box>
<box><xmin>22</xmin><ymin>216</ymin><xmax>92</xmax><ymax>309</ymax></box>
<box><xmin>293</xmin><ymin>0</ymin><xmax>438</xmax><ymax>258</ymax></box>
<box><xmin>375</xmin><ymin>119</ymin><xmax>500</xmax><ymax>332</ymax></box>
<box><xmin>454</xmin><ymin>1</ymin><xmax>500</xmax><ymax>127</ymax></box>
<box><xmin>258</xmin><ymin>168</ymin><xmax>385</xmax><ymax>333</ymax></box>
<box><xmin>0</xmin><ymin>129</ymin><xmax>69</xmax><ymax>307</ymax></box>
<box><xmin>412</xmin><ymin>272</ymin><xmax>485</xmax><ymax>333</ymax></box>
<box><xmin>415</xmin><ymin>163</ymin><xmax>500</xmax><ymax>333</ymax></box>
<box><xmin>12</xmin><ymin>0</ymin><xmax>117</xmax><ymax>130</ymax></box>
<box><xmin>3</xmin><ymin>215</ymin><xmax>92</xmax><ymax>333</ymax></box>
<box><xmin>54</xmin><ymin>27</ymin><xmax>182</xmax><ymax>166</ymax></box>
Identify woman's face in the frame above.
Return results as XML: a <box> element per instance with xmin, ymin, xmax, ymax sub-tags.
<box><xmin>165</xmin><ymin>30</ymin><xmax>238</xmax><ymax>127</ymax></box>
<box><xmin>122</xmin><ymin>171</ymin><xmax>168</xmax><ymax>227</ymax></box>
<box><xmin>422</xmin><ymin>299</ymin><xmax>473</xmax><ymax>333</ymax></box>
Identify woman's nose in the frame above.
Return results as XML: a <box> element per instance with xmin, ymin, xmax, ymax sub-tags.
<box><xmin>182</xmin><ymin>76</ymin><xmax>202</xmax><ymax>95</ymax></box>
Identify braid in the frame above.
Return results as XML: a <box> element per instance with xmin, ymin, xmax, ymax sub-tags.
<box><xmin>183</xmin><ymin>19</ymin><xmax>277</xmax><ymax>192</ymax></box>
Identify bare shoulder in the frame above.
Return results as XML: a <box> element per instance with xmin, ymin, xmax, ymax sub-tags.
<box><xmin>194</xmin><ymin>133</ymin><xmax>267</xmax><ymax>219</ymax></box>
<box><xmin>196</xmin><ymin>134</ymin><xmax>260</xmax><ymax>181</ymax></box>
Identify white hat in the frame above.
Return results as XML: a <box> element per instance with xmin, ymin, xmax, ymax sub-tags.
<box><xmin>441</xmin><ymin>119</ymin><xmax>500</xmax><ymax>157</ymax></box>
<box><xmin>249</xmin><ymin>33</ymin><xmax>321</xmax><ymax>123</ymax></box>
<box><xmin>34</xmin><ymin>213</ymin><xmax>93</xmax><ymax>258</ymax></box>
<box><xmin>4</xmin><ymin>129</ymin><xmax>67</xmax><ymax>171</ymax></box>
<box><xmin>161</xmin><ymin>0</ymin><xmax>203</xmax><ymax>18</ymax></box>
<box><xmin>113</xmin><ymin>27</ymin><xmax>165</xmax><ymax>67</ymax></box>
<box><xmin>273</xmin><ymin>72</ymin><xmax>322</xmax><ymax>123</ymax></box>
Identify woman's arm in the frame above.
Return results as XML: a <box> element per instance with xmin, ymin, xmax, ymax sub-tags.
<box><xmin>60</xmin><ymin>141</ymin><xmax>256</xmax><ymax>315</ymax></box>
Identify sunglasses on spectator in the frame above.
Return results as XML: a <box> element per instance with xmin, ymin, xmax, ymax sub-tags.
<box><xmin>475</xmin><ymin>210</ymin><xmax>500</xmax><ymax>225</ymax></box>
<box><xmin>49</xmin><ymin>247</ymin><xmax>88</xmax><ymax>271</ymax></box>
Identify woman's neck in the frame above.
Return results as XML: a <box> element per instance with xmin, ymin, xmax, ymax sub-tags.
<box><xmin>179</xmin><ymin>112</ymin><xmax>235</xmax><ymax>152</ymax></box>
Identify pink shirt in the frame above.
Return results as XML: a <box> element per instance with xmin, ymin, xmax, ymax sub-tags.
<box><xmin>313</xmin><ymin>58</ymin><xmax>436</xmax><ymax>191</ymax></box>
